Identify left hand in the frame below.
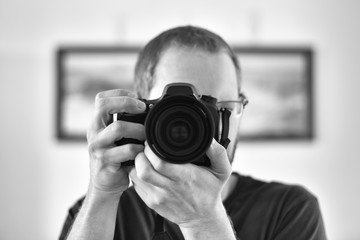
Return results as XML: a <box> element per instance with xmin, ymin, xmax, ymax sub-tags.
<box><xmin>129</xmin><ymin>139</ymin><xmax>232</xmax><ymax>228</ymax></box>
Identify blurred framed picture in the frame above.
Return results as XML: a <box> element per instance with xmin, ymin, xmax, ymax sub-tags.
<box><xmin>56</xmin><ymin>46</ymin><xmax>313</xmax><ymax>141</ymax></box>
<box><xmin>56</xmin><ymin>46</ymin><xmax>141</xmax><ymax>140</ymax></box>
<box><xmin>235</xmin><ymin>47</ymin><xmax>313</xmax><ymax>141</ymax></box>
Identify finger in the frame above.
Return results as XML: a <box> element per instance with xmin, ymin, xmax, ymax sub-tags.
<box><xmin>92</xmin><ymin>89</ymin><xmax>138</xmax><ymax>131</ymax></box>
<box><xmin>95</xmin><ymin>96</ymin><xmax>146</xmax><ymax>115</ymax></box>
<box><xmin>130</xmin><ymin>167</ymin><xmax>170</xmax><ymax>211</ymax></box>
<box><xmin>206</xmin><ymin>139</ymin><xmax>232</xmax><ymax>180</ymax></box>
<box><xmin>134</xmin><ymin>152</ymin><xmax>172</xmax><ymax>188</ymax></box>
<box><xmin>96</xmin><ymin>120</ymin><xmax>145</xmax><ymax>146</ymax></box>
<box><xmin>129</xmin><ymin>167</ymin><xmax>159</xmax><ymax>197</ymax></box>
<box><xmin>144</xmin><ymin>143</ymin><xmax>189</xmax><ymax>181</ymax></box>
<box><xmin>92</xmin><ymin>96</ymin><xmax>146</xmax><ymax>131</ymax></box>
<box><xmin>132</xmin><ymin>182</ymin><xmax>167</xmax><ymax>211</ymax></box>
<box><xmin>95</xmin><ymin>89</ymin><xmax>138</xmax><ymax>99</ymax></box>
<box><xmin>104</xmin><ymin>144</ymin><xmax>145</xmax><ymax>165</ymax></box>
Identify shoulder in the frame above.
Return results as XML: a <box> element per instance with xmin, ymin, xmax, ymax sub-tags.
<box><xmin>228</xmin><ymin>174</ymin><xmax>323</xmax><ymax>221</ymax></box>
<box><xmin>268</xmin><ymin>179</ymin><xmax>319</xmax><ymax>207</ymax></box>
<box><xmin>265</xmin><ymin>181</ymin><xmax>326</xmax><ymax>239</ymax></box>
<box><xmin>231</xmin><ymin>173</ymin><xmax>318</xmax><ymax>204</ymax></box>
<box><xmin>229</xmin><ymin>173</ymin><xmax>327</xmax><ymax>239</ymax></box>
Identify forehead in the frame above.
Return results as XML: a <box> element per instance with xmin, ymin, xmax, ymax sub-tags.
<box><xmin>149</xmin><ymin>47</ymin><xmax>238</xmax><ymax>101</ymax></box>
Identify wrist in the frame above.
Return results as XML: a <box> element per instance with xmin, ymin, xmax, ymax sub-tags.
<box><xmin>179</xmin><ymin>203</ymin><xmax>236</xmax><ymax>240</ymax></box>
<box><xmin>86</xmin><ymin>184</ymin><xmax>123</xmax><ymax>206</ymax></box>
<box><xmin>179</xmin><ymin>199</ymin><xmax>225</xmax><ymax>228</ymax></box>
<box><xmin>67</xmin><ymin>186</ymin><xmax>122</xmax><ymax>240</ymax></box>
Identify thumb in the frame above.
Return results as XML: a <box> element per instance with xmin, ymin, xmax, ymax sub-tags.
<box><xmin>206</xmin><ymin>139</ymin><xmax>232</xmax><ymax>180</ymax></box>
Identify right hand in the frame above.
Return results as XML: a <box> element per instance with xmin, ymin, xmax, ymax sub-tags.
<box><xmin>86</xmin><ymin>89</ymin><xmax>146</xmax><ymax>197</ymax></box>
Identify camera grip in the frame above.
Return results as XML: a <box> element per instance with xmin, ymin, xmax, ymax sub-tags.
<box><xmin>114</xmin><ymin>111</ymin><xmax>147</xmax><ymax>166</ymax></box>
<box><xmin>117</xmin><ymin>112</ymin><xmax>147</xmax><ymax>124</ymax></box>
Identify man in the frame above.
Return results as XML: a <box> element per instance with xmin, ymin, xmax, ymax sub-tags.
<box><xmin>60</xmin><ymin>26</ymin><xmax>327</xmax><ymax>240</ymax></box>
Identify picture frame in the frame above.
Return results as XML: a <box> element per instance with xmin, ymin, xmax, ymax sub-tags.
<box><xmin>55</xmin><ymin>46</ymin><xmax>141</xmax><ymax>141</ymax></box>
<box><xmin>55</xmin><ymin>46</ymin><xmax>313</xmax><ymax>141</ymax></box>
<box><xmin>233</xmin><ymin>47</ymin><xmax>314</xmax><ymax>141</ymax></box>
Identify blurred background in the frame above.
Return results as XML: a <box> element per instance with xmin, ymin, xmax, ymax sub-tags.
<box><xmin>0</xmin><ymin>0</ymin><xmax>359</xmax><ymax>239</ymax></box>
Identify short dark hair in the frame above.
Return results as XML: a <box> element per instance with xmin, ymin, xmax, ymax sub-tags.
<box><xmin>134</xmin><ymin>25</ymin><xmax>241</xmax><ymax>98</ymax></box>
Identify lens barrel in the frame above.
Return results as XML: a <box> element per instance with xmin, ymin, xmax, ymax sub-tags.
<box><xmin>145</xmin><ymin>95</ymin><xmax>215</xmax><ymax>164</ymax></box>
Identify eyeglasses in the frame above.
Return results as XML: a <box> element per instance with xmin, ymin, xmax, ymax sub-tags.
<box><xmin>217</xmin><ymin>93</ymin><xmax>249</xmax><ymax>116</ymax></box>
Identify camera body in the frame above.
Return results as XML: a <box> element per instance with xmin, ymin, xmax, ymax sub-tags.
<box><xmin>116</xmin><ymin>83</ymin><xmax>228</xmax><ymax>166</ymax></box>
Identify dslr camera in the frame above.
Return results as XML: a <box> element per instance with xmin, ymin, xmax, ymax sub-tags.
<box><xmin>116</xmin><ymin>83</ymin><xmax>231</xmax><ymax>166</ymax></box>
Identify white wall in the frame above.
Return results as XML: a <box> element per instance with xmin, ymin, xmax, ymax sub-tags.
<box><xmin>0</xmin><ymin>0</ymin><xmax>359</xmax><ymax>239</ymax></box>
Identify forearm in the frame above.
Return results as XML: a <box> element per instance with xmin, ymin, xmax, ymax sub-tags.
<box><xmin>66</xmin><ymin>191</ymin><xmax>121</xmax><ymax>240</ymax></box>
<box><xmin>179</xmin><ymin>204</ymin><xmax>237</xmax><ymax>240</ymax></box>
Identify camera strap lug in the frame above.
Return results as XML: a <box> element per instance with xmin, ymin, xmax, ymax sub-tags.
<box><xmin>219</xmin><ymin>108</ymin><xmax>231</xmax><ymax>149</ymax></box>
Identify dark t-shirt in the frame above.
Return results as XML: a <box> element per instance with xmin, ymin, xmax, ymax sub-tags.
<box><xmin>60</xmin><ymin>173</ymin><xmax>327</xmax><ymax>239</ymax></box>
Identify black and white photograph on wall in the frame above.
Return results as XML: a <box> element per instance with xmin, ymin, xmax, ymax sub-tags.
<box><xmin>56</xmin><ymin>46</ymin><xmax>313</xmax><ymax>141</ymax></box>
<box><xmin>56</xmin><ymin>47</ymin><xmax>140</xmax><ymax>140</ymax></box>
<box><xmin>236</xmin><ymin>47</ymin><xmax>313</xmax><ymax>140</ymax></box>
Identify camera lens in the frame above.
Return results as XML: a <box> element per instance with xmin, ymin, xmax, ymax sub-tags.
<box><xmin>145</xmin><ymin>96</ymin><xmax>214</xmax><ymax>164</ymax></box>
<box><xmin>155</xmin><ymin>107</ymin><xmax>203</xmax><ymax>156</ymax></box>
<box><xmin>169</xmin><ymin>120</ymin><xmax>190</xmax><ymax>145</ymax></box>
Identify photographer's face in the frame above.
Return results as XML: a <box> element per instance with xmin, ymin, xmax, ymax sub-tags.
<box><xmin>149</xmin><ymin>46</ymin><xmax>241</xmax><ymax>162</ymax></box>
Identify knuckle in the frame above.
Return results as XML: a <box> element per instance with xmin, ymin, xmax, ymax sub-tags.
<box><xmin>144</xmin><ymin>147</ymin><xmax>165</xmax><ymax>172</ymax></box>
<box><xmin>86</xmin><ymin>129</ymin><xmax>93</xmax><ymax>141</ymax></box>
<box><xmin>121</xmin><ymin>97</ymin><xmax>134</xmax><ymax>109</ymax></box>
<box><xmin>88</xmin><ymin>142</ymin><xmax>106</xmax><ymax>163</ymax></box>
<box><xmin>137</xmin><ymin>167</ymin><xmax>151</xmax><ymax>182</ymax></box>
<box><xmin>95</xmin><ymin>91</ymin><xmax>103</xmax><ymax>100</ymax></box>
<box><xmin>88</xmin><ymin>142</ymin><xmax>97</xmax><ymax>155</ymax></box>
<box><xmin>214</xmin><ymin>144</ymin><xmax>227</xmax><ymax>158</ymax></box>
<box><xmin>97</xmin><ymin>151</ymin><xmax>107</xmax><ymax>163</ymax></box>
<box><xmin>152</xmin><ymin>160</ymin><xmax>165</xmax><ymax>172</ymax></box>
<box><xmin>96</xmin><ymin>97</ymin><xmax>109</xmax><ymax>109</ymax></box>
<box><xmin>155</xmin><ymin>195</ymin><xmax>165</xmax><ymax>207</ymax></box>
<box><xmin>122</xmin><ymin>97</ymin><xmax>139</xmax><ymax>111</ymax></box>
<box><xmin>94</xmin><ymin>148</ymin><xmax>107</xmax><ymax>164</ymax></box>
<box><xmin>147</xmin><ymin>195</ymin><xmax>163</xmax><ymax>209</ymax></box>
<box><xmin>111</xmin><ymin>121</ymin><xmax>124</xmax><ymax>135</ymax></box>
<box><xmin>128</xmin><ymin>144</ymin><xmax>143</xmax><ymax>155</ymax></box>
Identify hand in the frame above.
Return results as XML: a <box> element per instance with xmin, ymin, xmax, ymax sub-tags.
<box><xmin>129</xmin><ymin>139</ymin><xmax>232</xmax><ymax>228</ymax></box>
<box><xmin>86</xmin><ymin>89</ymin><xmax>146</xmax><ymax>197</ymax></box>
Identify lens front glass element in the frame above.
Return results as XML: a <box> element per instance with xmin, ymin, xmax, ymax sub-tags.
<box><xmin>156</xmin><ymin>107</ymin><xmax>204</xmax><ymax>156</ymax></box>
<box><xmin>169</xmin><ymin>120</ymin><xmax>190</xmax><ymax>144</ymax></box>
<box><xmin>145</xmin><ymin>96</ymin><xmax>214</xmax><ymax>164</ymax></box>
